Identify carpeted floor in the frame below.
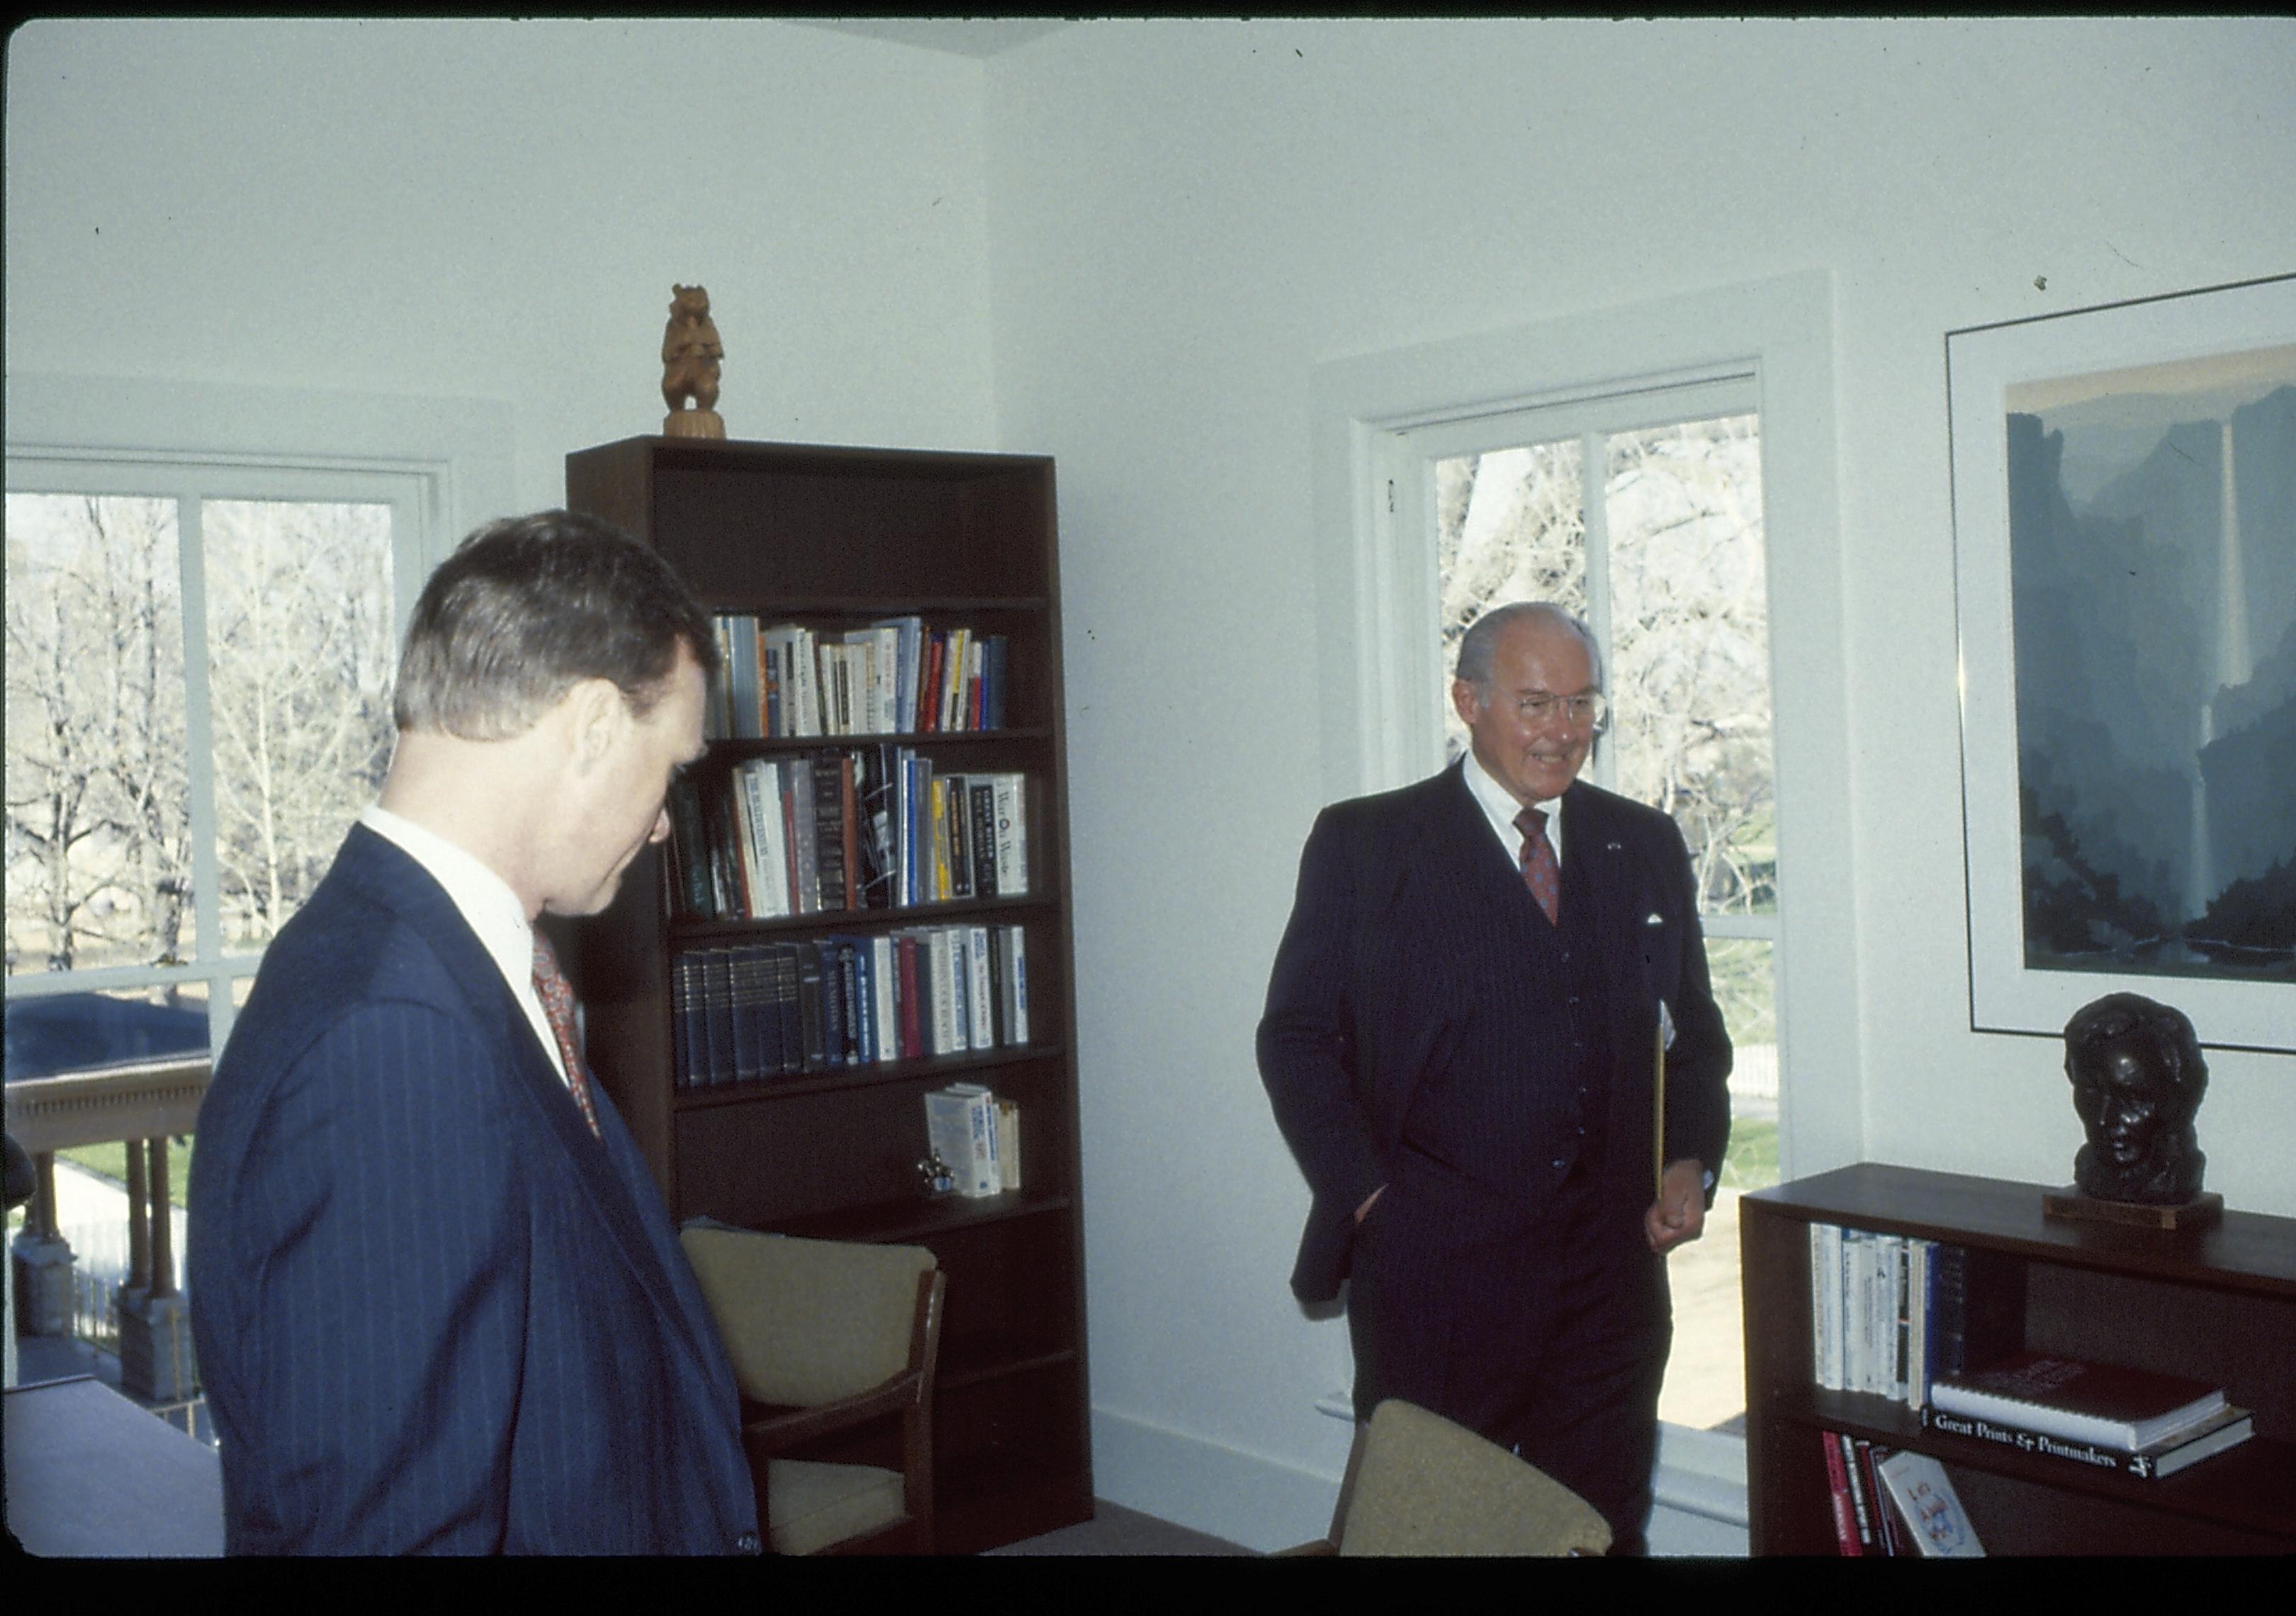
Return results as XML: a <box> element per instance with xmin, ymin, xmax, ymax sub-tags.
<box><xmin>986</xmin><ymin>1501</ymin><xmax>1256</xmax><ymax>1556</ymax></box>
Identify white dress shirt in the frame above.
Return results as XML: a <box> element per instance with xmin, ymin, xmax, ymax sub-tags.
<box><xmin>1461</xmin><ymin>748</ymin><xmax>1566</xmax><ymax>872</ymax></box>
<box><xmin>358</xmin><ymin>804</ymin><xmax>571</xmax><ymax>1089</ymax></box>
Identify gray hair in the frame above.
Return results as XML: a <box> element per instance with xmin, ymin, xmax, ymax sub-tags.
<box><xmin>1454</xmin><ymin>602</ymin><xmax>1604</xmax><ymax>692</ymax></box>
<box><xmin>393</xmin><ymin>510</ymin><xmax>718</xmax><ymax>741</ymax></box>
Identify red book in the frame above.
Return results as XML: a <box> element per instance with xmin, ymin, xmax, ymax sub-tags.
<box><xmin>896</xmin><ymin>933</ymin><xmax>923</xmax><ymax>1060</ymax></box>
<box><xmin>1822</xmin><ymin>1430</ymin><xmax>1863</xmax><ymax>1555</ymax></box>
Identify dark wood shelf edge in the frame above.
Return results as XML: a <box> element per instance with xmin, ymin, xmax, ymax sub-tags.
<box><xmin>940</xmin><ymin>1346</ymin><xmax>1079</xmax><ymax>1395</ymax></box>
<box><xmin>1744</xmin><ymin>1161</ymin><xmax>2296</xmax><ymax>1296</ymax></box>
<box><xmin>767</xmin><ymin>1188</ymin><xmax>1075</xmax><ymax>1245</ymax></box>
<box><xmin>669</xmin><ymin>892</ymin><xmax>1062</xmax><ymax>943</ymax></box>
<box><xmin>707</xmin><ymin>726</ymin><xmax>1054</xmax><ymax>753</ymax></box>
<box><xmin>672</xmin><ymin>1045</ymin><xmax>1065</xmax><ymax>1110</ymax></box>
<box><xmin>934</xmin><ymin>1468</ymin><xmax>1094</xmax><ymax>1556</ymax></box>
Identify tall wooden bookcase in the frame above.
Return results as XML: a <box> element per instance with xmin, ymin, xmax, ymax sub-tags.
<box><xmin>1741</xmin><ymin>1162</ymin><xmax>2296</xmax><ymax>1554</ymax></box>
<box><xmin>564</xmin><ymin>436</ymin><xmax>1091</xmax><ymax>1553</ymax></box>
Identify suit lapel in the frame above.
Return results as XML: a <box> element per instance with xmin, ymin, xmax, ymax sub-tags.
<box><xmin>334</xmin><ymin>826</ymin><xmax>715</xmax><ymax>1379</ymax></box>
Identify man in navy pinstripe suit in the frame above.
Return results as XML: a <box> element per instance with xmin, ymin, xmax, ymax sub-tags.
<box><xmin>190</xmin><ymin>512</ymin><xmax>760</xmax><ymax>1554</ymax></box>
<box><xmin>1259</xmin><ymin>602</ymin><xmax>1732</xmax><ymax>1554</ymax></box>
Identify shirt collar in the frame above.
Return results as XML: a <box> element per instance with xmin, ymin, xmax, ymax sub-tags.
<box><xmin>1460</xmin><ymin>748</ymin><xmax>1568</xmax><ymax>868</ymax></box>
<box><xmin>359</xmin><ymin>803</ymin><xmax>540</xmax><ymax>1001</ymax></box>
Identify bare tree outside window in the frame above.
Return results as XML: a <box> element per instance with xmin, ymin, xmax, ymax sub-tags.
<box><xmin>7</xmin><ymin>491</ymin><xmax>399</xmax><ymax>1078</ymax></box>
<box><xmin>1432</xmin><ymin>411</ymin><xmax>1778</xmax><ymax>1432</ymax></box>
<box><xmin>5</xmin><ymin>495</ymin><xmax>191</xmax><ymax>975</ymax></box>
<box><xmin>204</xmin><ymin>500</ymin><xmax>395</xmax><ymax>951</ymax></box>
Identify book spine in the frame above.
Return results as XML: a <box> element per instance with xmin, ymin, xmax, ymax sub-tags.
<box><xmin>1821</xmin><ymin>1430</ymin><xmax>1863</xmax><ymax>1556</ymax></box>
<box><xmin>1916</xmin><ymin>1404</ymin><xmax>2176</xmax><ymax>1478</ymax></box>
<box><xmin>969</xmin><ymin>778</ymin><xmax>998</xmax><ymax>897</ymax></box>
<box><xmin>966</xmin><ymin>925</ymin><xmax>995</xmax><ymax>1050</ymax></box>
<box><xmin>945</xmin><ymin>772</ymin><xmax>973</xmax><ymax>898</ymax></box>
<box><xmin>1838</xmin><ymin>1430</ymin><xmax>1876</xmax><ymax>1552</ymax></box>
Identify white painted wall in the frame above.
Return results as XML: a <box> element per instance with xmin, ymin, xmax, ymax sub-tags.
<box><xmin>979</xmin><ymin>16</ymin><xmax>2296</xmax><ymax>1549</ymax></box>
<box><xmin>4</xmin><ymin>17</ymin><xmax>999</xmax><ymax>505</ymax></box>
<box><xmin>10</xmin><ymin>12</ymin><xmax>2295</xmax><ymax>1557</ymax></box>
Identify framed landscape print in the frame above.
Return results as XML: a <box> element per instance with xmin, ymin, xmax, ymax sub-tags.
<box><xmin>1949</xmin><ymin>274</ymin><xmax>2296</xmax><ymax>1053</ymax></box>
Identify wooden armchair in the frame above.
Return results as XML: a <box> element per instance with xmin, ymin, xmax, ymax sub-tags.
<box><xmin>680</xmin><ymin>1225</ymin><xmax>945</xmax><ymax>1555</ymax></box>
<box><xmin>1283</xmin><ymin>1398</ymin><xmax>1614</xmax><ymax>1556</ymax></box>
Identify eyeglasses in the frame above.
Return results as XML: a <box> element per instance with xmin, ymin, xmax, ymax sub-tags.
<box><xmin>1509</xmin><ymin>692</ymin><xmax>1608</xmax><ymax>729</ymax></box>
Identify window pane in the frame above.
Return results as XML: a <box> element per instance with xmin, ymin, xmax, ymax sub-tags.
<box><xmin>204</xmin><ymin>500</ymin><xmax>395</xmax><ymax>950</ymax></box>
<box><xmin>1436</xmin><ymin>442</ymin><xmax>1585</xmax><ymax>761</ymax></box>
<box><xmin>5</xmin><ymin>495</ymin><xmax>192</xmax><ymax>974</ymax></box>
<box><xmin>1657</xmin><ymin>934</ymin><xmax>1779</xmax><ymax>1432</ymax></box>
<box><xmin>1604</xmin><ymin>415</ymin><xmax>1777</xmax><ymax>915</ymax></box>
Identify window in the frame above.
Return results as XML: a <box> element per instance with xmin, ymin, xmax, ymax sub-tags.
<box><xmin>1401</xmin><ymin>386</ymin><xmax>1778</xmax><ymax>1432</ymax></box>
<box><xmin>4</xmin><ymin>374</ymin><xmax>510</xmax><ymax>1071</ymax></box>
<box><xmin>1310</xmin><ymin>274</ymin><xmax>1856</xmax><ymax>1520</ymax></box>
<box><xmin>5</xmin><ymin>473</ymin><xmax>419</xmax><ymax>1066</ymax></box>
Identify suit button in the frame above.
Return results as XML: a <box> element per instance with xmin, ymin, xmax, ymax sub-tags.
<box><xmin>736</xmin><ymin>1531</ymin><xmax>762</xmax><ymax>1554</ymax></box>
<box><xmin>1552</xmin><ymin>1157</ymin><xmax>1568</xmax><ymax>1170</ymax></box>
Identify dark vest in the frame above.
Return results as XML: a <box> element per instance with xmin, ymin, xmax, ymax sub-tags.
<box><xmin>1396</xmin><ymin>823</ymin><xmax>1614</xmax><ymax>1198</ymax></box>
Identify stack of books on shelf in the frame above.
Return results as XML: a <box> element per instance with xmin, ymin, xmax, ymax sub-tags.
<box><xmin>708</xmin><ymin>614</ymin><xmax>1010</xmax><ymax>740</ymax></box>
<box><xmin>1806</xmin><ymin>1223</ymin><xmax>2022</xmax><ymax>1410</ymax></box>
<box><xmin>665</xmin><ymin>749</ymin><xmax>1028</xmax><ymax>922</ymax></box>
<box><xmin>1923</xmin><ymin>1351</ymin><xmax>2253</xmax><ymax>1481</ymax></box>
<box><xmin>923</xmin><ymin>1082</ymin><xmax>1021</xmax><ymax>1198</ymax></box>
<box><xmin>670</xmin><ymin>924</ymin><xmax>1030</xmax><ymax>1089</ymax></box>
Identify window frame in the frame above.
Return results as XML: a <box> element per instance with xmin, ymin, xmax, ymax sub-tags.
<box><xmin>5</xmin><ymin>373</ymin><xmax>513</xmax><ymax>1058</ymax></box>
<box><xmin>1306</xmin><ymin>273</ymin><xmax>1858</xmax><ymax>1517</ymax></box>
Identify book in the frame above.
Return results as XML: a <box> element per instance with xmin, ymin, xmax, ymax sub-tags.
<box><xmin>1930</xmin><ymin>1352</ymin><xmax>2225</xmax><ymax>1452</ymax></box>
<box><xmin>1837</xmin><ymin>1431</ymin><xmax>1877</xmax><ymax>1553</ymax></box>
<box><xmin>1874</xmin><ymin>1450</ymin><xmax>1983</xmax><ymax>1557</ymax></box>
<box><xmin>998</xmin><ymin>924</ymin><xmax>1029</xmax><ymax>1045</ymax></box>
<box><xmin>966</xmin><ymin>926</ymin><xmax>996</xmax><ymax>1050</ymax></box>
<box><xmin>1918</xmin><ymin>1401</ymin><xmax>2253</xmax><ymax>1480</ymax></box>
<box><xmin>992</xmin><ymin>773</ymin><xmax>1028</xmax><ymax>894</ymax></box>
<box><xmin>923</xmin><ymin>1082</ymin><xmax>998</xmax><ymax>1197</ymax></box>
<box><xmin>995</xmin><ymin>1096</ymin><xmax>1021</xmax><ymax>1191</ymax></box>
<box><xmin>1821</xmin><ymin>1430</ymin><xmax>1863</xmax><ymax>1555</ymax></box>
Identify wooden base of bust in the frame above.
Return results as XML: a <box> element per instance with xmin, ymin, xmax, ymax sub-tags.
<box><xmin>663</xmin><ymin>408</ymin><xmax>724</xmax><ymax>439</ymax></box>
<box><xmin>2042</xmin><ymin>1187</ymin><xmax>2223</xmax><ymax>1231</ymax></box>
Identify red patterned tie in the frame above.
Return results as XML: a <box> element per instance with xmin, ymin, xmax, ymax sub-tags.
<box><xmin>531</xmin><ymin>928</ymin><xmax>602</xmax><ymax>1138</ymax></box>
<box><xmin>1516</xmin><ymin>807</ymin><xmax>1560</xmax><ymax>926</ymax></box>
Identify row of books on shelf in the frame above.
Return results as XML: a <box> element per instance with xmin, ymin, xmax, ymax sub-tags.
<box><xmin>671</xmin><ymin>924</ymin><xmax>1030</xmax><ymax>1089</ymax></box>
<box><xmin>1823</xmin><ymin>1432</ymin><xmax>1983</xmax><ymax>1557</ymax></box>
<box><xmin>1807</xmin><ymin>1222</ymin><xmax>2022</xmax><ymax>1408</ymax></box>
<box><xmin>923</xmin><ymin>1082</ymin><xmax>1021</xmax><ymax>1198</ymax></box>
<box><xmin>1809</xmin><ymin>1222</ymin><xmax>2253</xmax><ymax>1483</ymax></box>
<box><xmin>667</xmin><ymin>746</ymin><xmax>1028</xmax><ymax>921</ymax></box>
<box><xmin>709</xmin><ymin>614</ymin><xmax>1011</xmax><ymax>740</ymax></box>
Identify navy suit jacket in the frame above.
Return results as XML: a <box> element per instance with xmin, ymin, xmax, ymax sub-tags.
<box><xmin>1258</xmin><ymin>764</ymin><xmax>1732</xmax><ymax>1304</ymax></box>
<box><xmin>188</xmin><ymin>826</ymin><xmax>760</xmax><ymax>1554</ymax></box>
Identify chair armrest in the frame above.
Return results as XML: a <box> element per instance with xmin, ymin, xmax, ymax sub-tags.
<box><xmin>742</xmin><ymin>1369</ymin><xmax>924</xmax><ymax>1455</ymax></box>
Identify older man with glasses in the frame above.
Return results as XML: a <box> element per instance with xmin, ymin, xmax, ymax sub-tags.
<box><xmin>1257</xmin><ymin>600</ymin><xmax>1732</xmax><ymax>1556</ymax></box>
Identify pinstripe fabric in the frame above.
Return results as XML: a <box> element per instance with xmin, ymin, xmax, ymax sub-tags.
<box><xmin>1257</xmin><ymin>761</ymin><xmax>1732</xmax><ymax>1302</ymax></box>
<box><xmin>1258</xmin><ymin>763</ymin><xmax>1730</xmax><ymax>1552</ymax></box>
<box><xmin>188</xmin><ymin>826</ymin><xmax>760</xmax><ymax>1555</ymax></box>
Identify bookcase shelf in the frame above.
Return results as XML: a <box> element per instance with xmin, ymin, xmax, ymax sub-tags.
<box><xmin>565</xmin><ymin>435</ymin><xmax>1091</xmax><ymax>1554</ymax></box>
<box><xmin>1742</xmin><ymin>1162</ymin><xmax>2296</xmax><ymax>1555</ymax></box>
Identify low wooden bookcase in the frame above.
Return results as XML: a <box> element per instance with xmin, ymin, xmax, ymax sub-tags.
<box><xmin>1740</xmin><ymin>1162</ymin><xmax>2296</xmax><ymax>1554</ymax></box>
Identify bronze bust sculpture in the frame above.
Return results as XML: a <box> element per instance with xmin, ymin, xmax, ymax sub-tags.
<box><xmin>2063</xmin><ymin>992</ymin><xmax>2208</xmax><ymax>1206</ymax></box>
